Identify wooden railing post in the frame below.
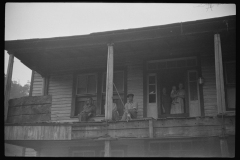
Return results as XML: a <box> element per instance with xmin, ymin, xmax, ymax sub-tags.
<box><xmin>149</xmin><ymin>119</ymin><xmax>154</xmax><ymax>138</ymax></box>
<box><xmin>104</xmin><ymin>140</ymin><xmax>111</xmax><ymax>157</ymax></box>
<box><xmin>214</xmin><ymin>34</ymin><xmax>226</xmax><ymax>113</ymax></box>
<box><xmin>220</xmin><ymin>137</ymin><xmax>229</xmax><ymax>157</ymax></box>
<box><xmin>4</xmin><ymin>53</ymin><xmax>14</xmax><ymax>122</ymax></box>
<box><xmin>105</xmin><ymin>43</ymin><xmax>114</xmax><ymax>120</ymax></box>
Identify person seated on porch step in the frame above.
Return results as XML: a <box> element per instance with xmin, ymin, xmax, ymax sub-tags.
<box><xmin>112</xmin><ymin>101</ymin><xmax>120</xmax><ymax>121</ymax></box>
<box><xmin>104</xmin><ymin>101</ymin><xmax>120</xmax><ymax>121</ymax></box>
<box><xmin>104</xmin><ymin>102</ymin><xmax>119</xmax><ymax>121</ymax></box>
<box><xmin>78</xmin><ymin>97</ymin><xmax>96</xmax><ymax>122</ymax></box>
<box><xmin>121</xmin><ymin>93</ymin><xmax>138</xmax><ymax>121</ymax></box>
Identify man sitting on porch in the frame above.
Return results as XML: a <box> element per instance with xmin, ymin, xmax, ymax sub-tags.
<box><xmin>121</xmin><ymin>94</ymin><xmax>138</xmax><ymax>121</ymax></box>
<box><xmin>78</xmin><ymin>97</ymin><xmax>96</xmax><ymax>122</ymax></box>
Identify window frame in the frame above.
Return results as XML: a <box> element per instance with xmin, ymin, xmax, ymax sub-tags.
<box><xmin>71</xmin><ymin>68</ymin><xmax>127</xmax><ymax>118</ymax></box>
<box><xmin>76</xmin><ymin>73</ymin><xmax>98</xmax><ymax>96</ymax></box>
<box><xmin>223</xmin><ymin>61</ymin><xmax>236</xmax><ymax>111</ymax></box>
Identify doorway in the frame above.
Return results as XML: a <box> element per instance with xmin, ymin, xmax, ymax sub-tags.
<box><xmin>159</xmin><ymin>69</ymin><xmax>188</xmax><ymax>117</ymax></box>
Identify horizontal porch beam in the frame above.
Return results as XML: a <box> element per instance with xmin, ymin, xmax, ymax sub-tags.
<box><xmin>5</xmin><ymin>117</ymin><xmax>235</xmax><ymax>141</ymax></box>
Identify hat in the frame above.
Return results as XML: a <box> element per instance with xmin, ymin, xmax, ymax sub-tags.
<box><xmin>127</xmin><ymin>93</ymin><xmax>134</xmax><ymax>97</ymax></box>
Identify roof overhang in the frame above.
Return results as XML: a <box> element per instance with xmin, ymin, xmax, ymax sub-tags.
<box><xmin>5</xmin><ymin>15</ymin><xmax>236</xmax><ymax>76</ymax></box>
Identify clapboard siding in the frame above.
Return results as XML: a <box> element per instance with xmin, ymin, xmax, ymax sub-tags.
<box><xmin>25</xmin><ymin>148</ymin><xmax>36</xmax><ymax>157</ymax></box>
<box><xmin>32</xmin><ymin>72</ymin><xmax>43</xmax><ymax>96</ymax></box>
<box><xmin>201</xmin><ymin>55</ymin><xmax>218</xmax><ymax>116</ymax></box>
<box><xmin>49</xmin><ymin>74</ymin><xmax>73</xmax><ymax>121</ymax></box>
<box><xmin>126</xmin><ymin>58</ymin><xmax>144</xmax><ymax>118</ymax></box>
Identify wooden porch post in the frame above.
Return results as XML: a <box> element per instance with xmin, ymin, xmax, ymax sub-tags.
<box><xmin>215</xmin><ymin>34</ymin><xmax>229</xmax><ymax>157</ymax></box>
<box><xmin>4</xmin><ymin>53</ymin><xmax>14</xmax><ymax>122</ymax></box>
<box><xmin>149</xmin><ymin>119</ymin><xmax>154</xmax><ymax>138</ymax></box>
<box><xmin>105</xmin><ymin>43</ymin><xmax>114</xmax><ymax>120</ymax></box>
<box><xmin>214</xmin><ymin>34</ymin><xmax>226</xmax><ymax>114</ymax></box>
<box><xmin>104</xmin><ymin>140</ymin><xmax>111</xmax><ymax>157</ymax></box>
<box><xmin>220</xmin><ymin>137</ymin><xmax>229</xmax><ymax>157</ymax></box>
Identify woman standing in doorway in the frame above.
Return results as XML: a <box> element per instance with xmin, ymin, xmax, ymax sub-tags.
<box><xmin>170</xmin><ymin>83</ymin><xmax>185</xmax><ymax>114</ymax></box>
<box><xmin>176</xmin><ymin>83</ymin><xmax>185</xmax><ymax>113</ymax></box>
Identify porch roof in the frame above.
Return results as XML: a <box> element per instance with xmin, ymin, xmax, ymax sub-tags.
<box><xmin>5</xmin><ymin>15</ymin><xmax>235</xmax><ymax>76</ymax></box>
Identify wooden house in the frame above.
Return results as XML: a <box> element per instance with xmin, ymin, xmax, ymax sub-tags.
<box><xmin>4</xmin><ymin>15</ymin><xmax>235</xmax><ymax>157</ymax></box>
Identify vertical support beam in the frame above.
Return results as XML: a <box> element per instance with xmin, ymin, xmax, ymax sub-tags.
<box><xmin>42</xmin><ymin>76</ymin><xmax>49</xmax><ymax>96</ymax></box>
<box><xmin>104</xmin><ymin>140</ymin><xmax>111</xmax><ymax>157</ymax></box>
<box><xmin>42</xmin><ymin>77</ymin><xmax>46</xmax><ymax>96</ymax></box>
<box><xmin>149</xmin><ymin>119</ymin><xmax>154</xmax><ymax>138</ymax></box>
<box><xmin>105</xmin><ymin>43</ymin><xmax>114</xmax><ymax>120</ymax></box>
<box><xmin>4</xmin><ymin>53</ymin><xmax>14</xmax><ymax>122</ymax></box>
<box><xmin>214</xmin><ymin>34</ymin><xmax>226</xmax><ymax>113</ymax></box>
<box><xmin>29</xmin><ymin>70</ymin><xmax>34</xmax><ymax>96</ymax></box>
<box><xmin>220</xmin><ymin>137</ymin><xmax>229</xmax><ymax>157</ymax></box>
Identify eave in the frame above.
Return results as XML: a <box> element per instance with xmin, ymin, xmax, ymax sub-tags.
<box><xmin>4</xmin><ymin>15</ymin><xmax>236</xmax><ymax>76</ymax></box>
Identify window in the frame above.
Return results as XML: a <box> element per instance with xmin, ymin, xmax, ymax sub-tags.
<box><xmin>102</xmin><ymin>71</ymin><xmax>125</xmax><ymax>116</ymax></box>
<box><xmin>74</xmin><ymin>74</ymin><xmax>97</xmax><ymax>116</ymax></box>
<box><xmin>224</xmin><ymin>62</ymin><xmax>236</xmax><ymax>111</ymax></box>
<box><xmin>72</xmin><ymin>71</ymin><xmax>125</xmax><ymax>117</ymax></box>
<box><xmin>76</xmin><ymin>74</ymin><xmax>97</xmax><ymax>95</ymax></box>
<box><xmin>148</xmin><ymin>74</ymin><xmax>157</xmax><ymax>103</ymax></box>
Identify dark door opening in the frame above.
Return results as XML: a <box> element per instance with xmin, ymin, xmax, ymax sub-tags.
<box><xmin>159</xmin><ymin>69</ymin><xmax>188</xmax><ymax>117</ymax></box>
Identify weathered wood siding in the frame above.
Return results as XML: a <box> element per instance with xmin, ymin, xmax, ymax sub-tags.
<box><xmin>40</xmin><ymin>147</ymin><xmax>69</xmax><ymax>157</ymax></box>
<box><xmin>5</xmin><ymin>143</ymin><xmax>24</xmax><ymax>156</ymax></box>
<box><xmin>32</xmin><ymin>71</ymin><xmax>43</xmax><ymax>96</ymax></box>
<box><xmin>5</xmin><ymin>125</ymin><xmax>72</xmax><ymax>140</ymax></box>
<box><xmin>71</xmin><ymin>117</ymin><xmax>235</xmax><ymax>139</ymax></box>
<box><xmin>126</xmin><ymin>58</ymin><xmax>144</xmax><ymax>118</ymax></box>
<box><xmin>48</xmin><ymin>74</ymin><xmax>75</xmax><ymax>122</ymax></box>
<box><xmin>201</xmin><ymin>55</ymin><xmax>218</xmax><ymax>116</ymax></box>
<box><xmin>7</xmin><ymin>96</ymin><xmax>51</xmax><ymax>123</ymax></box>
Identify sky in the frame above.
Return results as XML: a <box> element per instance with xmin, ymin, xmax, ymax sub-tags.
<box><xmin>4</xmin><ymin>3</ymin><xmax>236</xmax><ymax>86</ymax></box>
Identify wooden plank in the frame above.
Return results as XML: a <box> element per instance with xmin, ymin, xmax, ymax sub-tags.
<box><xmin>8</xmin><ymin>106</ymin><xmax>22</xmax><ymax>116</ymax></box>
<box><xmin>149</xmin><ymin>119</ymin><xmax>154</xmax><ymax>138</ymax></box>
<box><xmin>105</xmin><ymin>44</ymin><xmax>114</xmax><ymax>120</ymax></box>
<box><xmin>8</xmin><ymin>115</ymin><xmax>25</xmax><ymax>123</ymax></box>
<box><xmin>5</xmin><ymin>54</ymin><xmax>14</xmax><ymax>122</ymax></box>
<box><xmin>220</xmin><ymin>137</ymin><xmax>230</xmax><ymax>157</ymax></box>
<box><xmin>51</xmin><ymin>116</ymin><xmax>72</xmax><ymax>121</ymax></box>
<box><xmin>50</xmin><ymin>95</ymin><xmax>72</xmax><ymax>98</ymax></box>
<box><xmin>51</xmin><ymin>110</ymin><xmax>71</xmax><ymax>114</ymax></box>
<box><xmin>4</xmin><ymin>126</ymin><xmax>10</xmax><ymax>140</ymax></box>
<box><xmin>104</xmin><ymin>141</ymin><xmax>111</xmax><ymax>157</ymax></box>
<box><xmin>154</xmin><ymin>125</ymin><xmax>222</xmax><ymax>138</ymax></box>
<box><xmin>50</xmin><ymin>93</ymin><xmax>72</xmax><ymax>96</ymax></box>
<box><xmin>49</xmin><ymin>81</ymin><xmax>72</xmax><ymax>85</ymax></box>
<box><xmin>52</xmin><ymin>100</ymin><xmax>71</xmax><ymax>104</ymax></box>
<box><xmin>214</xmin><ymin>34</ymin><xmax>226</xmax><ymax>114</ymax></box>
<box><xmin>154</xmin><ymin>117</ymin><xmax>226</xmax><ymax>127</ymax></box>
<box><xmin>51</xmin><ymin>107</ymin><xmax>71</xmax><ymax>111</ymax></box>
<box><xmin>20</xmin><ymin>114</ymin><xmax>50</xmax><ymax>123</ymax></box>
<box><xmin>48</xmin><ymin>88</ymin><xmax>72</xmax><ymax>92</ymax></box>
<box><xmin>9</xmin><ymin>95</ymin><xmax>52</xmax><ymax>107</ymax></box>
<box><xmin>49</xmin><ymin>91</ymin><xmax>72</xmax><ymax>95</ymax></box>
<box><xmin>31</xmin><ymin>104</ymin><xmax>51</xmax><ymax>114</ymax></box>
<box><xmin>33</xmin><ymin>81</ymin><xmax>43</xmax><ymax>85</ymax></box>
<box><xmin>51</xmin><ymin>104</ymin><xmax>71</xmax><ymax>108</ymax></box>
